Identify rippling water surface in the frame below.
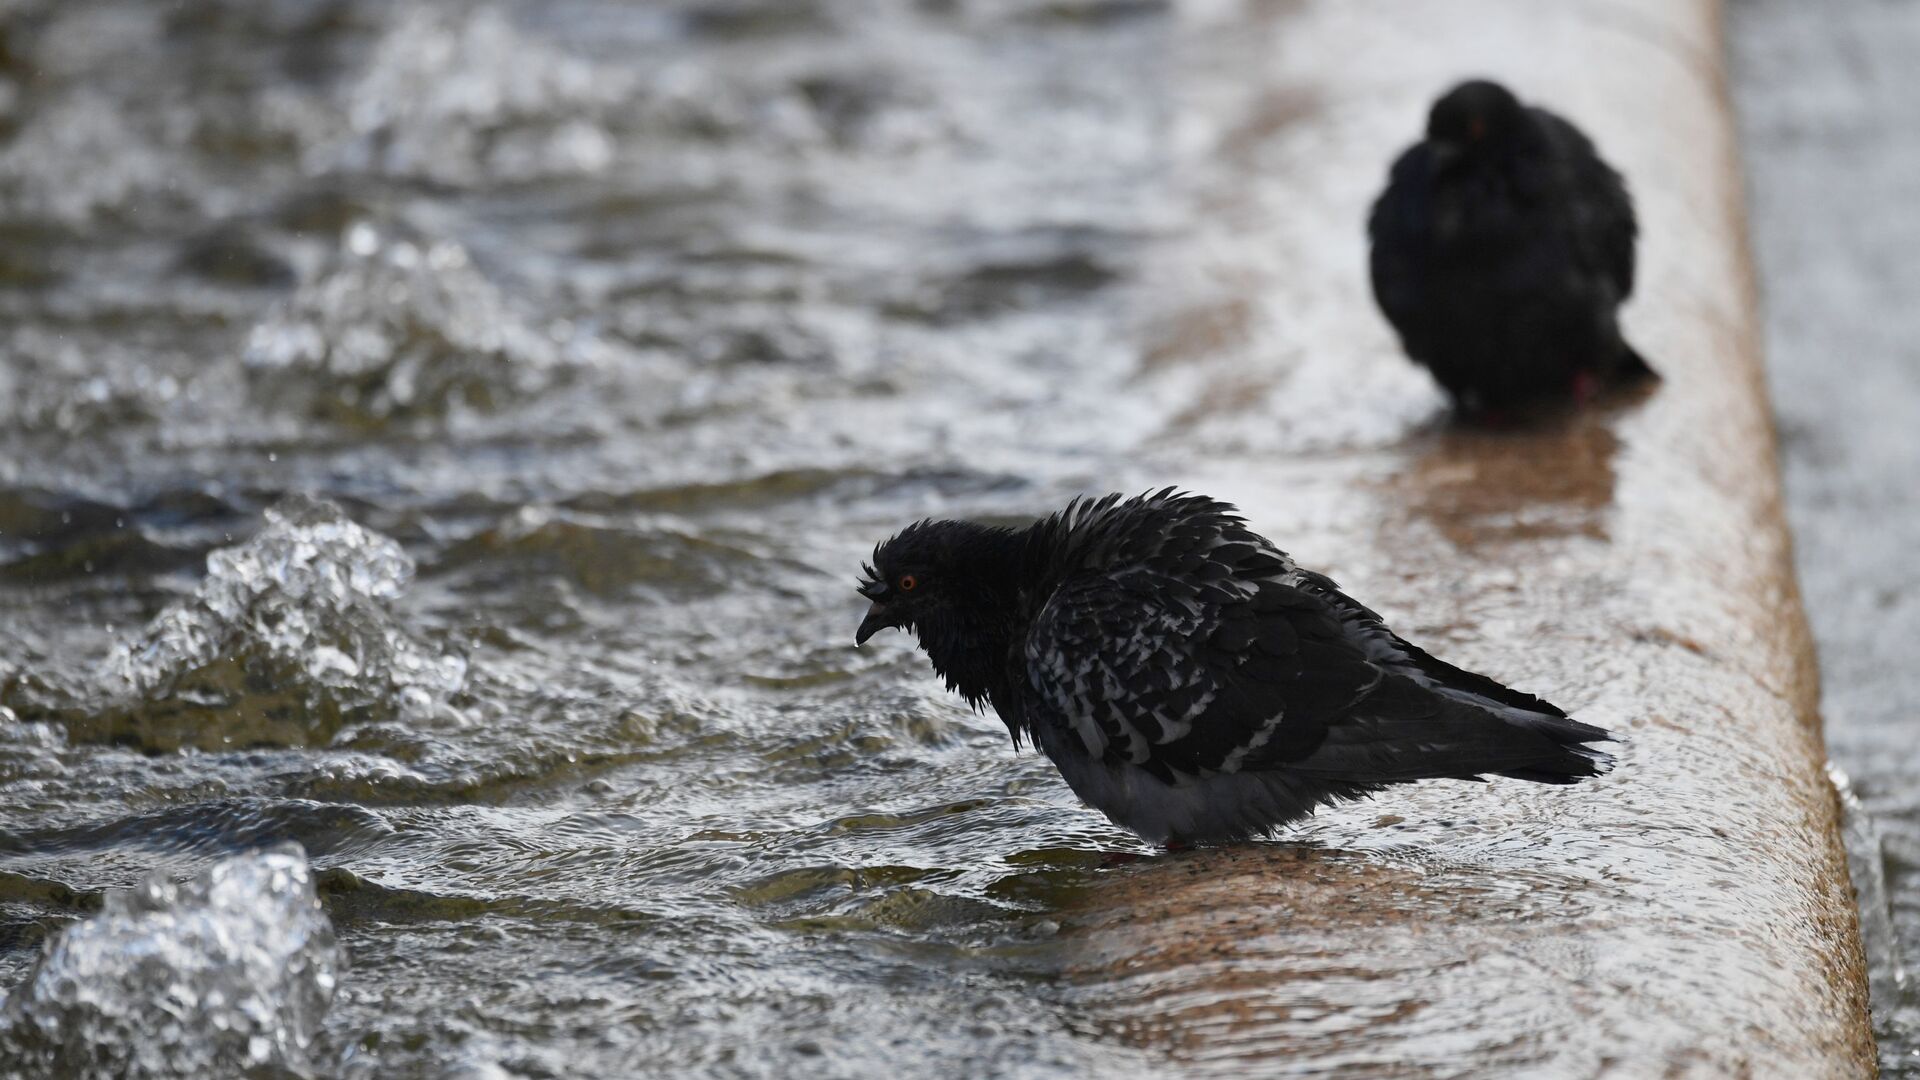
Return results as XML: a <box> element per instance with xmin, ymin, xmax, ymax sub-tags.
<box><xmin>0</xmin><ymin>0</ymin><xmax>1883</xmax><ymax>1075</ymax></box>
<box><xmin>0</xmin><ymin>1</ymin><xmax>1194</xmax><ymax>1074</ymax></box>
<box><xmin>1732</xmin><ymin>1</ymin><xmax>1920</xmax><ymax>1071</ymax></box>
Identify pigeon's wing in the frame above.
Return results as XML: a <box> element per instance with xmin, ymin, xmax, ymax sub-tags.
<box><xmin>1277</xmin><ymin>570</ymin><xmax>1611</xmax><ymax>781</ymax></box>
<box><xmin>1535</xmin><ymin>108</ymin><xmax>1637</xmax><ymax>300</ymax></box>
<box><xmin>1023</xmin><ymin>563</ymin><xmax>1350</xmax><ymax>781</ymax></box>
<box><xmin>1024</xmin><ymin>560</ymin><xmax>1609</xmax><ymax>785</ymax></box>
<box><xmin>1367</xmin><ymin>144</ymin><xmax>1436</xmax><ymax>346</ymax></box>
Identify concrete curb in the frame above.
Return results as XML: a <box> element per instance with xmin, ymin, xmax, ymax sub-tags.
<box><xmin>1059</xmin><ymin>1</ymin><xmax>1878</xmax><ymax>1074</ymax></box>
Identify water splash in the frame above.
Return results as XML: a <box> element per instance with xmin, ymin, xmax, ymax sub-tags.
<box><xmin>244</xmin><ymin>223</ymin><xmax>586</xmax><ymax>426</ymax></box>
<box><xmin>1830</xmin><ymin>763</ymin><xmax>1918</xmax><ymax>1061</ymax></box>
<box><xmin>88</xmin><ymin>495</ymin><xmax>466</xmax><ymax>750</ymax></box>
<box><xmin>0</xmin><ymin>90</ymin><xmax>172</xmax><ymax>224</ymax></box>
<box><xmin>328</xmin><ymin>6</ymin><xmax>623</xmax><ymax>185</ymax></box>
<box><xmin>0</xmin><ymin>845</ymin><xmax>341</xmax><ymax>1080</ymax></box>
<box><xmin>0</xmin><ymin>704</ymin><xmax>65</xmax><ymax>786</ymax></box>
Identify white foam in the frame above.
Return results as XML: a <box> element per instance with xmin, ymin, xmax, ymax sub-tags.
<box><xmin>0</xmin><ymin>845</ymin><xmax>342</xmax><ymax>1079</ymax></box>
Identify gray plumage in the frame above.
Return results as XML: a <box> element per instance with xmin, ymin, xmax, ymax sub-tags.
<box><xmin>855</xmin><ymin>489</ymin><xmax>1613</xmax><ymax>845</ymax></box>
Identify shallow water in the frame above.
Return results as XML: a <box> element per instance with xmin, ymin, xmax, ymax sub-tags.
<box><xmin>1731</xmin><ymin>1</ymin><xmax>1920</xmax><ymax>1072</ymax></box>
<box><xmin>0</xmin><ymin>2</ymin><xmax>1215</xmax><ymax>1074</ymax></box>
<box><xmin>0</xmin><ymin>1</ymin><xmax>1876</xmax><ymax>1076</ymax></box>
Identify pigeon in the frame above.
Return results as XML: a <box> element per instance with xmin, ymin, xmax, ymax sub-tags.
<box><xmin>1368</xmin><ymin>79</ymin><xmax>1655</xmax><ymax>415</ymax></box>
<box><xmin>848</xmin><ymin>486</ymin><xmax>1612</xmax><ymax>841</ymax></box>
<box><xmin>854</xmin><ymin>489</ymin><xmax>1613</xmax><ymax>846</ymax></box>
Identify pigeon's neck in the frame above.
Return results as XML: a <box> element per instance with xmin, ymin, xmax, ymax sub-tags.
<box><xmin>911</xmin><ymin>524</ymin><xmax>1047</xmax><ymax>739</ymax></box>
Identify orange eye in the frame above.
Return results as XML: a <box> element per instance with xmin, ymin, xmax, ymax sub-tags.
<box><xmin>897</xmin><ymin>574</ymin><xmax>918</xmax><ymax>592</ymax></box>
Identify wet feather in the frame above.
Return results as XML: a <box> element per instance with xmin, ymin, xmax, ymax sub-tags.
<box><xmin>857</xmin><ymin>489</ymin><xmax>1614</xmax><ymax>845</ymax></box>
<box><xmin>1368</xmin><ymin>79</ymin><xmax>1655</xmax><ymax>414</ymax></box>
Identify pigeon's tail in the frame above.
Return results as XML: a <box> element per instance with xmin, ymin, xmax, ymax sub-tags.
<box><xmin>1486</xmin><ymin>709</ymin><xmax>1615</xmax><ymax>784</ymax></box>
<box><xmin>1285</xmin><ymin>668</ymin><xmax>1615</xmax><ymax>789</ymax></box>
<box><xmin>1419</xmin><ymin>669</ymin><xmax>1615</xmax><ymax>784</ymax></box>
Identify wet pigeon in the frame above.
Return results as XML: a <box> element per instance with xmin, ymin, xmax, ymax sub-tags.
<box><xmin>854</xmin><ymin>489</ymin><xmax>1612</xmax><ymax>846</ymax></box>
<box><xmin>1369</xmin><ymin>79</ymin><xmax>1654</xmax><ymax>415</ymax></box>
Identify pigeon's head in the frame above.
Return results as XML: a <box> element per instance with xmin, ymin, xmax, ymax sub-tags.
<box><xmin>1425</xmin><ymin>79</ymin><xmax>1524</xmax><ymax>167</ymax></box>
<box><xmin>854</xmin><ymin>518</ymin><xmax>1018</xmax><ymax>648</ymax></box>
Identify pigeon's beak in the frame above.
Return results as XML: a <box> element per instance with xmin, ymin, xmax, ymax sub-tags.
<box><xmin>855</xmin><ymin>601</ymin><xmax>900</xmax><ymax>646</ymax></box>
<box><xmin>1428</xmin><ymin>137</ymin><xmax>1464</xmax><ymax>170</ymax></box>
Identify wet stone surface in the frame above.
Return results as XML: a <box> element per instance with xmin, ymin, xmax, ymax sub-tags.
<box><xmin>0</xmin><ymin>0</ymin><xmax>1876</xmax><ymax>1076</ymax></box>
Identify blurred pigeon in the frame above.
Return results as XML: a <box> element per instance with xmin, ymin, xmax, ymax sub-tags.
<box><xmin>855</xmin><ymin>489</ymin><xmax>1612</xmax><ymax>846</ymax></box>
<box><xmin>1369</xmin><ymin>79</ymin><xmax>1655</xmax><ymax>415</ymax></box>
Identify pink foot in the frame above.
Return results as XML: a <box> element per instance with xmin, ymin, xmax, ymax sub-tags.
<box><xmin>1572</xmin><ymin>370</ymin><xmax>1601</xmax><ymax>406</ymax></box>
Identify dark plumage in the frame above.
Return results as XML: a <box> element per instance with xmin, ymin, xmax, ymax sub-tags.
<box><xmin>855</xmin><ymin>489</ymin><xmax>1613</xmax><ymax>846</ymax></box>
<box><xmin>1369</xmin><ymin>79</ymin><xmax>1654</xmax><ymax>414</ymax></box>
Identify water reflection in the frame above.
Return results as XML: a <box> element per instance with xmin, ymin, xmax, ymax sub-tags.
<box><xmin>1392</xmin><ymin>405</ymin><xmax>1636</xmax><ymax>553</ymax></box>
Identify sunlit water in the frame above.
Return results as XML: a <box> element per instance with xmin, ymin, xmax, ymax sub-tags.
<box><xmin>0</xmin><ymin>0</ymin><xmax>1882</xmax><ymax>1075</ymax></box>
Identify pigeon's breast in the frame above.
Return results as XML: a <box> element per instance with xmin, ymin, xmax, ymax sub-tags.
<box><xmin>1032</xmin><ymin>721</ymin><xmax>1322</xmax><ymax>844</ymax></box>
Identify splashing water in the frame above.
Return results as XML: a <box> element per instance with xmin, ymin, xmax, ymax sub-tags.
<box><xmin>0</xmin><ymin>845</ymin><xmax>341</xmax><ymax>1080</ymax></box>
<box><xmin>88</xmin><ymin>495</ymin><xmax>467</xmax><ymax>750</ymax></box>
<box><xmin>0</xmin><ymin>0</ymin><xmax>1884</xmax><ymax>1075</ymax></box>
<box><xmin>330</xmin><ymin>6</ymin><xmax>624</xmax><ymax>185</ymax></box>
<box><xmin>244</xmin><ymin>223</ymin><xmax>587</xmax><ymax>426</ymax></box>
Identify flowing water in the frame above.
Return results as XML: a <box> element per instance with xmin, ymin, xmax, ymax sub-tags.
<box><xmin>1731</xmin><ymin>1</ymin><xmax>1920</xmax><ymax>1072</ymax></box>
<box><xmin>0</xmin><ymin>2</ymin><xmax>1208</xmax><ymax>1074</ymax></box>
<box><xmin>0</xmin><ymin>0</ymin><xmax>1882</xmax><ymax>1076</ymax></box>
